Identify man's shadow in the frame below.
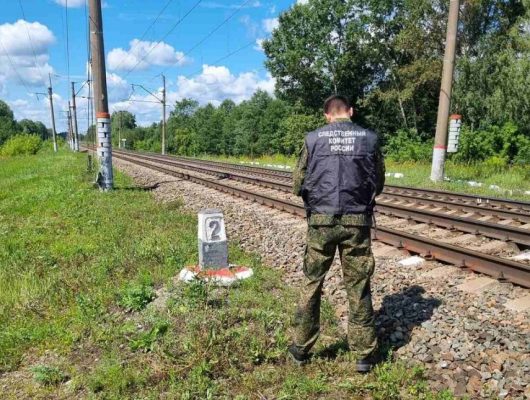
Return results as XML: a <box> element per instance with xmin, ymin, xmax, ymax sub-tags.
<box><xmin>316</xmin><ymin>285</ymin><xmax>441</xmax><ymax>360</ymax></box>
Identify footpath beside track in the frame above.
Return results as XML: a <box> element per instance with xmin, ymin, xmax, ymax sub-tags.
<box><xmin>104</xmin><ymin>149</ymin><xmax>530</xmax><ymax>288</ymax></box>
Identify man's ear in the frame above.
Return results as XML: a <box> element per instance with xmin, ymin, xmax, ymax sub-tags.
<box><xmin>349</xmin><ymin>107</ymin><xmax>354</xmax><ymax>117</ymax></box>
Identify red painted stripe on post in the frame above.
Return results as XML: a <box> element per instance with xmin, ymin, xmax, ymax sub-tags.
<box><xmin>96</xmin><ymin>112</ymin><xmax>110</xmax><ymax>118</ymax></box>
<box><xmin>434</xmin><ymin>145</ymin><xmax>447</xmax><ymax>149</ymax></box>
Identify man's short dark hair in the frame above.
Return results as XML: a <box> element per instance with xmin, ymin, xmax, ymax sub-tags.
<box><xmin>323</xmin><ymin>95</ymin><xmax>350</xmax><ymax>114</ymax></box>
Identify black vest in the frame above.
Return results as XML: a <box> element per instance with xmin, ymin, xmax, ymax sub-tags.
<box><xmin>302</xmin><ymin>121</ymin><xmax>379</xmax><ymax>215</ymax></box>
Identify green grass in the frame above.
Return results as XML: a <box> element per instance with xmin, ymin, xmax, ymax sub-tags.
<box><xmin>197</xmin><ymin>154</ymin><xmax>529</xmax><ymax>201</ymax></box>
<box><xmin>384</xmin><ymin>159</ymin><xmax>529</xmax><ymax>200</ymax></box>
<box><xmin>0</xmin><ymin>149</ymin><xmax>454</xmax><ymax>398</ymax></box>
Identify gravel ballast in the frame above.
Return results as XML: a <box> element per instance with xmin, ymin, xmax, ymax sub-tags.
<box><xmin>114</xmin><ymin>157</ymin><xmax>530</xmax><ymax>400</ymax></box>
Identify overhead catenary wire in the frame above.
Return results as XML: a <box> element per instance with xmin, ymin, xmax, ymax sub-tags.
<box><xmin>0</xmin><ymin>40</ymin><xmax>33</xmax><ymax>94</ymax></box>
<box><xmin>155</xmin><ymin>0</ymin><xmax>255</xmax><ymax>79</ymax></box>
<box><xmin>121</xmin><ymin>39</ymin><xmax>257</xmax><ymax>108</ymax></box>
<box><xmin>183</xmin><ymin>40</ymin><xmax>255</xmax><ymax>78</ymax></box>
<box><xmin>121</xmin><ymin>0</ymin><xmax>203</xmax><ymax>79</ymax></box>
<box><xmin>17</xmin><ymin>0</ymin><xmax>41</xmax><ymax>73</ymax></box>
<box><xmin>109</xmin><ymin>0</ymin><xmax>176</xmax><ymax>74</ymax></box>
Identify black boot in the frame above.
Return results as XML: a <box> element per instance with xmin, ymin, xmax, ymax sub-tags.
<box><xmin>288</xmin><ymin>344</ymin><xmax>310</xmax><ymax>366</ymax></box>
<box><xmin>356</xmin><ymin>355</ymin><xmax>377</xmax><ymax>373</ymax></box>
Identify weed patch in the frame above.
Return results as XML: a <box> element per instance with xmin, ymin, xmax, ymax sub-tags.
<box><xmin>31</xmin><ymin>365</ymin><xmax>68</xmax><ymax>386</ymax></box>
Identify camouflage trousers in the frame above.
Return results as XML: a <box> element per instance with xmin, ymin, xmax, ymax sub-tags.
<box><xmin>292</xmin><ymin>222</ymin><xmax>377</xmax><ymax>359</ymax></box>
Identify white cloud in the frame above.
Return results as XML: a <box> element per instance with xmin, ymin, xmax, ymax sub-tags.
<box><xmin>110</xmin><ymin>65</ymin><xmax>275</xmax><ymax>126</ymax></box>
<box><xmin>106</xmin><ymin>72</ymin><xmax>130</xmax><ymax>102</ymax></box>
<box><xmin>53</xmin><ymin>0</ymin><xmax>87</xmax><ymax>7</ymax></box>
<box><xmin>107</xmin><ymin>39</ymin><xmax>189</xmax><ymax>71</ymax></box>
<box><xmin>0</xmin><ymin>20</ymin><xmax>55</xmax><ymax>56</ymax></box>
<box><xmin>262</xmin><ymin>18</ymin><xmax>279</xmax><ymax>33</ymax></box>
<box><xmin>175</xmin><ymin>65</ymin><xmax>275</xmax><ymax>106</ymax></box>
<box><xmin>0</xmin><ymin>20</ymin><xmax>56</xmax><ymax>87</ymax></box>
<box><xmin>254</xmin><ymin>38</ymin><xmax>265</xmax><ymax>51</ymax></box>
<box><xmin>297</xmin><ymin>0</ymin><xmax>309</xmax><ymax>4</ymax></box>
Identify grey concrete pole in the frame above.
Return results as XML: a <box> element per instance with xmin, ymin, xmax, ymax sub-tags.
<box><xmin>48</xmin><ymin>74</ymin><xmax>58</xmax><ymax>153</ymax></box>
<box><xmin>71</xmin><ymin>82</ymin><xmax>80</xmax><ymax>152</ymax></box>
<box><xmin>162</xmin><ymin>74</ymin><xmax>166</xmax><ymax>155</ymax></box>
<box><xmin>68</xmin><ymin>102</ymin><xmax>73</xmax><ymax>150</ymax></box>
<box><xmin>431</xmin><ymin>0</ymin><xmax>460</xmax><ymax>182</ymax></box>
<box><xmin>89</xmin><ymin>0</ymin><xmax>113</xmax><ymax>190</ymax></box>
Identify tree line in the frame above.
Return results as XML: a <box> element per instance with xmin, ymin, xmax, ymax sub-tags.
<box><xmin>4</xmin><ymin>0</ymin><xmax>530</xmax><ymax>165</ymax></box>
<box><xmin>0</xmin><ymin>100</ymin><xmax>50</xmax><ymax>147</ymax></box>
<box><xmin>94</xmin><ymin>0</ymin><xmax>529</xmax><ymax>164</ymax></box>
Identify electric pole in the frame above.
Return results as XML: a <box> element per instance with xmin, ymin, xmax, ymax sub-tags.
<box><xmin>71</xmin><ymin>82</ymin><xmax>80</xmax><ymax>152</ymax></box>
<box><xmin>118</xmin><ymin>112</ymin><xmax>122</xmax><ymax>149</ymax></box>
<box><xmin>162</xmin><ymin>74</ymin><xmax>166</xmax><ymax>155</ymax></box>
<box><xmin>89</xmin><ymin>0</ymin><xmax>113</xmax><ymax>190</ymax></box>
<box><xmin>67</xmin><ymin>101</ymin><xmax>73</xmax><ymax>150</ymax></box>
<box><xmin>48</xmin><ymin>74</ymin><xmax>58</xmax><ymax>153</ymax></box>
<box><xmin>129</xmin><ymin>75</ymin><xmax>167</xmax><ymax>154</ymax></box>
<box><xmin>431</xmin><ymin>0</ymin><xmax>460</xmax><ymax>182</ymax></box>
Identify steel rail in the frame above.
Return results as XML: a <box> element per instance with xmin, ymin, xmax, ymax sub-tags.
<box><xmin>158</xmin><ymin>151</ymin><xmax>530</xmax><ymax>213</ymax></box>
<box><xmin>378</xmin><ymin>193</ymin><xmax>530</xmax><ymax>223</ymax></box>
<box><xmin>375</xmin><ymin>201</ymin><xmax>530</xmax><ymax>247</ymax></box>
<box><xmin>383</xmin><ymin>186</ymin><xmax>530</xmax><ymax>214</ymax></box>
<box><xmin>110</xmin><ymin>148</ymin><xmax>530</xmax><ymax>213</ymax></box>
<box><xmin>172</xmin><ymin>155</ymin><xmax>530</xmax><ymax>221</ymax></box>
<box><xmin>113</xmin><ymin>149</ymin><xmax>292</xmax><ymax>190</ymax></box>
<box><xmin>112</xmin><ymin>149</ymin><xmax>530</xmax><ymax>246</ymax></box>
<box><xmin>113</xmin><ymin>151</ymin><xmax>530</xmax><ymax>288</ymax></box>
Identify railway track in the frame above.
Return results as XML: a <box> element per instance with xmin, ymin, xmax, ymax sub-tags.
<box><xmin>131</xmin><ymin>149</ymin><xmax>530</xmax><ymax>216</ymax></box>
<box><xmin>99</xmin><ymin>148</ymin><xmax>530</xmax><ymax>288</ymax></box>
<box><xmin>111</xmin><ymin>149</ymin><xmax>530</xmax><ymax>248</ymax></box>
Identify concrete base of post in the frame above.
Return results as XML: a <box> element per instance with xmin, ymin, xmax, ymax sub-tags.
<box><xmin>179</xmin><ymin>265</ymin><xmax>253</xmax><ymax>287</ymax></box>
<box><xmin>430</xmin><ymin>147</ymin><xmax>446</xmax><ymax>182</ymax></box>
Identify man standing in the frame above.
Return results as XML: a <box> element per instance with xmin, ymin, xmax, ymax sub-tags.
<box><xmin>289</xmin><ymin>95</ymin><xmax>385</xmax><ymax>372</ymax></box>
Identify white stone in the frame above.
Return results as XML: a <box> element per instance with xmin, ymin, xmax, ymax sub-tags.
<box><xmin>467</xmin><ymin>181</ymin><xmax>483</xmax><ymax>187</ymax></box>
<box><xmin>178</xmin><ymin>268</ymin><xmax>197</xmax><ymax>282</ymax></box>
<box><xmin>511</xmin><ymin>250</ymin><xmax>530</xmax><ymax>261</ymax></box>
<box><xmin>398</xmin><ymin>256</ymin><xmax>425</xmax><ymax>267</ymax></box>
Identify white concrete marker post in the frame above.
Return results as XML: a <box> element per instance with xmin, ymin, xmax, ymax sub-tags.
<box><xmin>179</xmin><ymin>209</ymin><xmax>253</xmax><ymax>286</ymax></box>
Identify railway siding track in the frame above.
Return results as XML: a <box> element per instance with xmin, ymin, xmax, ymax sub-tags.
<box><xmin>113</xmin><ymin>149</ymin><xmax>530</xmax><ymax>248</ymax></box>
<box><xmin>110</xmin><ymin>150</ymin><xmax>530</xmax><ymax>288</ymax></box>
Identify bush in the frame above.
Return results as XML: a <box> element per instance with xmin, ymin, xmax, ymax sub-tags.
<box><xmin>384</xmin><ymin>129</ymin><xmax>432</xmax><ymax>162</ymax></box>
<box><xmin>453</xmin><ymin>122</ymin><xmax>529</xmax><ymax>164</ymax></box>
<box><xmin>0</xmin><ymin>134</ymin><xmax>42</xmax><ymax>156</ymax></box>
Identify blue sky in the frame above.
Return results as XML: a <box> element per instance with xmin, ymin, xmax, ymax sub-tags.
<box><xmin>0</xmin><ymin>0</ymin><xmax>303</xmax><ymax>131</ymax></box>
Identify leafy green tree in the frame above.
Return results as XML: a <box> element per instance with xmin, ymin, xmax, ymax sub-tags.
<box><xmin>264</xmin><ymin>0</ymin><xmax>527</xmax><ymax>140</ymax></box>
<box><xmin>217</xmin><ymin>99</ymin><xmax>237</xmax><ymax>155</ymax></box>
<box><xmin>18</xmin><ymin>119</ymin><xmax>48</xmax><ymax>140</ymax></box>
<box><xmin>0</xmin><ymin>100</ymin><xmax>17</xmax><ymax>146</ymax></box>
<box><xmin>281</xmin><ymin>113</ymin><xmax>323</xmax><ymax>155</ymax></box>
<box><xmin>111</xmin><ymin>111</ymin><xmax>136</xmax><ymax>147</ymax></box>
<box><xmin>263</xmin><ymin>0</ymin><xmax>374</xmax><ymax>110</ymax></box>
<box><xmin>258</xmin><ymin>97</ymin><xmax>290</xmax><ymax>155</ymax></box>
